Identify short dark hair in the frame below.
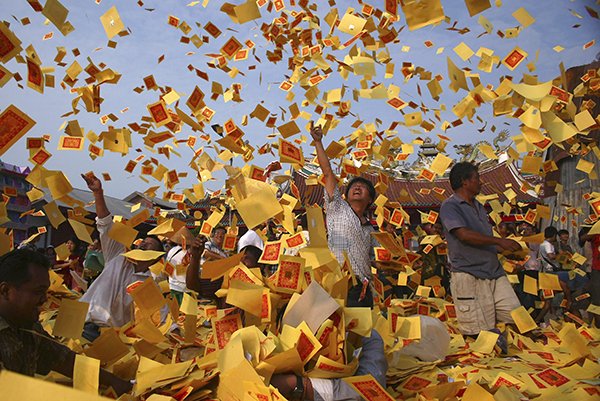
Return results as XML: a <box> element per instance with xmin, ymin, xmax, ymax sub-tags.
<box><xmin>578</xmin><ymin>226</ymin><xmax>590</xmax><ymax>247</ymax></box>
<box><xmin>544</xmin><ymin>226</ymin><xmax>558</xmax><ymax>238</ymax></box>
<box><xmin>449</xmin><ymin>162</ymin><xmax>478</xmax><ymax>190</ymax></box>
<box><xmin>67</xmin><ymin>237</ymin><xmax>83</xmax><ymax>256</ymax></box>
<box><xmin>0</xmin><ymin>249</ymin><xmax>50</xmax><ymax>287</ymax></box>
<box><xmin>557</xmin><ymin>229</ymin><xmax>569</xmax><ymax>237</ymax></box>
<box><xmin>212</xmin><ymin>226</ymin><xmax>227</xmax><ymax>236</ymax></box>
<box><xmin>345</xmin><ymin>177</ymin><xmax>376</xmax><ymax>203</ymax></box>
<box><xmin>242</xmin><ymin>245</ymin><xmax>263</xmax><ymax>261</ymax></box>
<box><xmin>145</xmin><ymin>235</ymin><xmax>164</xmax><ymax>252</ymax></box>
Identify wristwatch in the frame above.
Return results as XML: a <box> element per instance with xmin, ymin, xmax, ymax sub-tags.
<box><xmin>290</xmin><ymin>374</ymin><xmax>305</xmax><ymax>400</ymax></box>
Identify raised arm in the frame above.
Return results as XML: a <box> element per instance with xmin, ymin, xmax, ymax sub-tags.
<box><xmin>81</xmin><ymin>173</ymin><xmax>124</xmax><ymax>262</ymax></box>
<box><xmin>185</xmin><ymin>235</ymin><xmax>208</xmax><ymax>293</ymax></box>
<box><xmin>81</xmin><ymin>173</ymin><xmax>110</xmax><ymax>219</ymax></box>
<box><xmin>310</xmin><ymin>121</ymin><xmax>337</xmax><ymax>199</ymax></box>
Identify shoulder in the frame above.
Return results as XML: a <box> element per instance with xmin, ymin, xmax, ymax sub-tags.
<box><xmin>327</xmin><ymin>186</ymin><xmax>343</xmax><ymax>202</ymax></box>
<box><xmin>441</xmin><ymin>195</ymin><xmax>461</xmax><ymax>207</ymax></box>
<box><xmin>440</xmin><ymin>196</ymin><xmax>461</xmax><ymax>213</ymax></box>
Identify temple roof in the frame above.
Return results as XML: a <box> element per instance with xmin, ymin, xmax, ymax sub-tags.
<box><xmin>293</xmin><ymin>160</ymin><xmax>539</xmax><ymax>208</ymax></box>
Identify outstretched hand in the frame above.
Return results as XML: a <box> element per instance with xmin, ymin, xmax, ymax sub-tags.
<box><xmin>189</xmin><ymin>235</ymin><xmax>208</xmax><ymax>259</ymax></box>
<box><xmin>498</xmin><ymin>238</ymin><xmax>522</xmax><ymax>253</ymax></box>
<box><xmin>81</xmin><ymin>172</ymin><xmax>102</xmax><ymax>193</ymax></box>
<box><xmin>309</xmin><ymin>120</ymin><xmax>323</xmax><ymax>142</ymax></box>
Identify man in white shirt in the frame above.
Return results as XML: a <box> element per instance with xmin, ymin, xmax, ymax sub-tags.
<box><xmin>80</xmin><ymin>173</ymin><xmax>164</xmax><ymax>341</ymax></box>
<box><xmin>166</xmin><ymin>241</ymin><xmax>187</xmax><ymax>305</ymax></box>
<box><xmin>539</xmin><ymin>226</ymin><xmax>559</xmax><ymax>272</ymax></box>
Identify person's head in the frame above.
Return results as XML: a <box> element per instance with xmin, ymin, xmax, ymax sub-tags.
<box><xmin>422</xmin><ymin>223</ymin><xmax>434</xmax><ymax>235</ymax></box>
<box><xmin>544</xmin><ymin>226</ymin><xmax>558</xmax><ymax>240</ymax></box>
<box><xmin>45</xmin><ymin>246</ymin><xmax>56</xmax><ymax>258</ymax></box>
<box><xmin>0</xmin><ymin>249</ymin><xmax>50</xmax><ymax>328</ymax></box>
<box><xmin>241</xmin><ymin>245</ymin><xmax>262</xmax><ymax>268</ymax></box>
<box><xmin>558</xmin><ymin>229</ymin><xmax>569</xmax><ymax>244</ymax></box>
<box><xmin>498</xmin><ymin>221</ymin><xmax>515</xmax><ymax>238</ymax></box>
<box><xmin>132</xmin><ymin>235</ymin><xmax>165</xmax><ymax>268</ymax></box>
<box><xmin>212</xmin><ymin>226</ymin><xmax>227</xmax><ymax>248</ymax></box>
<box><xmin>66</xmin><ymin>238</ymin><xmax>81</xmax><ymax>255</ymax></box>
<box><xmin>578</xmin><ymin>226</ymin><xmax>591</xmax><ymax>247</ymax></box>
<box><xmin>139</xmin><ymin>235</ymin><xmax>164</xmax><ymax>252</ymax></box>
<box><xmin>521</xmin><ymin>223</ymin><xmax>534</xmax><ymax>236</ymax></box>
<box><xmin>88</xmin><ymin>238</ymin><xmax>101</xmax><ymax>251</ymax></box>
<box><xmin>432</xmin><ymin>222</ymin><xmax>443</xmax><ymax>235</ymax></box>
<box><xmin>449</xmin><ymin>162</ymin><xmax>480</xmax><ymax>196</ymax></box>
<box><xmin>344</xmin><ymin>177</ymin><xmax>376</xmax><ymax>207</ymax></box>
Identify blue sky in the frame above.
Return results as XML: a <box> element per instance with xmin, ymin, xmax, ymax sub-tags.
<box><xmin>1</xmin><ymin>0</ymin><xmax>599</xmax><ymax>198</ymax></box>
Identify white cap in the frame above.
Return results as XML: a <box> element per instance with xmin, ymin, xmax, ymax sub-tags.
<box><xmin>237</xmin><ymin>229</ymin><xmax>264</xmax><ymax>252</ymax></box>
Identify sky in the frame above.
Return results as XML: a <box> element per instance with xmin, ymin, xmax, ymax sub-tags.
<box><xmin>1</xmin><ymin>0</ymin><xmax>599</xmax><ymax>199</ymax></box>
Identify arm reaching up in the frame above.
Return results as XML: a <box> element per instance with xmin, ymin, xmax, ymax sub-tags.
<box><xmin>81</xmin><ymin>173</ymin><xmax>110</xmax><ymax>219</ymax></box>
<box><xmin>310</xmin><ymin>121</ymin><xmax>337</xmax><ymax>199</ymax></box>
<box><xmin>185</xmin><ymin>235</ymin><xmax>208</xmax><ymax>293</ymax></box>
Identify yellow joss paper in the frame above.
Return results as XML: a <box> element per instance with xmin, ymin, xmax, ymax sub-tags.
<box><xmin>0</xmin><ymin>370</ymin><xmax>109</xmax><ymax>401</ymax></box>
<box><xmin>344</xmin><ymin>374</ymin><xmax>395</xmax><ymax>401</ymax></box>
<box><xmin>523</xmin><ymin>274</ymin><xmax>538</xmax><ymax>295</ymax></box>
<box><xmin>73</xmin><ymin>354</ymin><xmax>100</xmax><ymax>394</ymax></box>
<box><xmin>463</xmin><ymin>382</ymin><xmax>495</xmax><ymax>401</ymax></box>
<box><xmin>510</xmin><ymin>306</ymin><xmax>537</xmax><ymax>333</ymax></box>
<box><xmin>99</xmin><ymin>6</ymin><xmax>125</xmax><ymax>39</ymax></box>
<box><xmin>470</xmin><ymin>330</ymin><xmax>498</xmax><ymax>354</ymax></box>
<box><xmin>108</xmin><ymin>221</ymin><xmax>138</xmax><ymax>247</ymax></box>
<box><xmin>52</xmin><ymin>298</ymin><xmax>89</xmax><ymax>339</ymax></box>
<box><xmin>68</xmin><ymin>218</ymin><xmax>94</xmax><ymax>244</ymax></box>
<box><xmin>121</xmin><ymin>249</ymin><xmax>165</xmax><ymax>261</ymax></box>
<box><xmin>538</xmin><ymin>272</ymin><xmax>562</xmax><ymax>291</ymax></box>
<box><xmin>43</xmin><ymin>201</ymin><xmax>66</xmax><ymax>229</ymax></box>
<box><xmin>512</xmin><ymin>7</ymin><xmax>535</xmax><ymax>28</ymax></box>
<box><xmin>129</xmin><ymin>277</ymin><xmax>167</xmax><ymax>318</ymax></box>
<box><xmin>429</xmin><ymin>153</ymin><xmax>452</xmax><ymax>175</ymax></box>
<box><xmin>337</xmin><ymin>12</ymin><xmax>367</xmax><ymax>35</ymax></box>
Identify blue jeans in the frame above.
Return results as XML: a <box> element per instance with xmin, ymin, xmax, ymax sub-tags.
<box><xmin>347</xmin><ymin>284</ymin><xmax>373</xmax><ymax>308</ymax></box>
<box><xmin>82</xmin><ymin>322</ymin><xmax>101</xmax><ymax>342</ymax></box>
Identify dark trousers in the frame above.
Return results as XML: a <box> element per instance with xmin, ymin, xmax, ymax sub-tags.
<box><xmin>347</xmin><ymin>284</ymin><xmax>373</xmax><ymax>308</ymax></box>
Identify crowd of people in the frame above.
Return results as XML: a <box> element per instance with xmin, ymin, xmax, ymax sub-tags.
<box><xmin>0</xmin><ymin>124</ymin><xmax>598</xmax><ymax>398</ymax></box>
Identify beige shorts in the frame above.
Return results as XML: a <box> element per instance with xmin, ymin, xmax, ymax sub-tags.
<box><xmin>450</xmin><ymin>272</ymin><xmax>521</xmax><ymax>336</ymax></box>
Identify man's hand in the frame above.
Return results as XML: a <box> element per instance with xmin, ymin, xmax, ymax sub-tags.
<box><xmin>497</xmin><ymin>238</ymin><xmax>522</xmax><ymax>252</ymax></box>
<box><xmin>81</xmin><ymin>172</ymin><xmax>110</xmax><ymax>218</ymax></box>
<box><xmin>189</xmin><ymin>236</ymin><xmax>208</xmax><ymax>259</ymax></box>
<box><xmin>81</xmin><ymin>172</ymin><xmax>102</xmax><ymax>193</ymax></box>
<box><xmin>309</xmin><ymin>120</ymin><xmax>323</xmax><ymax>143</ymax></box>
<box><xmin>270</xmin><ymin>374</ymin><xmax>297</xmax><ymax>400</ymax></box>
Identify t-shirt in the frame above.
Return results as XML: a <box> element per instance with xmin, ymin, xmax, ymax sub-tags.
<box><xmin>323</xmin><ymin>187</ymin><xmax>377</xmax><ymax>281</ymax></box>
<box><xmin>440</xmin><ymin>193</ymin><xmax>503</xmax><ymax>279</ymax></box>
<box><xmin>0</xmin><ymin>317</ymin><xmax>72</xmax><ymax>377</ymax></box>
<box><xmin>539</xmin><ymin>240</ymin><xmax>559</xmax><ymax>272</ymax></box>
<box><xmin>167</xmin><ymin>245</ymin><xmax>187</xmax><ymax>293</ymax></box>
<box><xmin>81</xmin><ymin>215</ymin><xmax>154</xmax><ymax>327</ymax></box>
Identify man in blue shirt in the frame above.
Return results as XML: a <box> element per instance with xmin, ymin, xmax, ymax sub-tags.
<box><xmin>440</xmin><ymin>162</ymin><xmax>522</xmax><ymax>337</ymax></box>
